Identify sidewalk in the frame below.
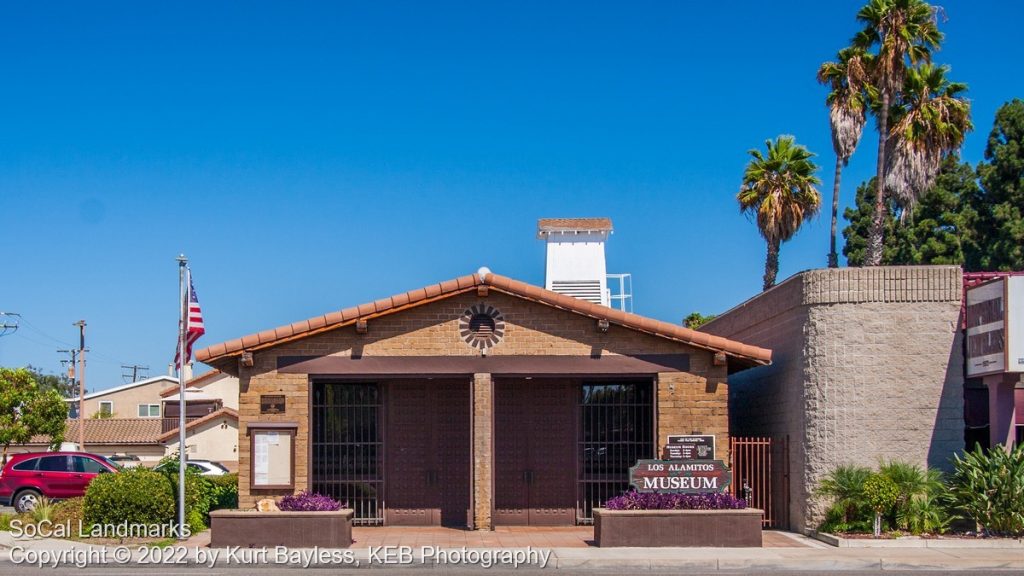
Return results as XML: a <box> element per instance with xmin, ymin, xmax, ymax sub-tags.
<box><xmin>2</xmin><ymin>529</ymin><xmax>1023</xmax><ymax>571</ymax></box>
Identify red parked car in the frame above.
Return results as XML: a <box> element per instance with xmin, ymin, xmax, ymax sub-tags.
<box><xmin>0</xmin><ymin>452</ymin><xmax>119</xmax><ymax>513</ymax></box>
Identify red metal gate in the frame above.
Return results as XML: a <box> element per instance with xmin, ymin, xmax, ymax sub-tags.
<box><xmin>730</xmin><ymin>436</ymin><xmax>789</xmax><ymax>529</ymax></box>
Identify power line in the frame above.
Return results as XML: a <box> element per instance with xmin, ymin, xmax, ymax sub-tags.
<box><xmin>0</xmin><ymin>312</ymin><xmax>20</xmax><ymax>337</ymax></box>
<box><xmin>121</xmin><ymin>364</ymin><xmax>149</xmax><ymax>383</ymax></box>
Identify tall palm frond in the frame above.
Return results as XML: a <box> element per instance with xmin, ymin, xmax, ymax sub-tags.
<box><xmin>854</xmin><ymin>0</ymin><xmax>944</xmax><ymax>266</ymax></box>
<box><xmin>818</xmin><ymin>46</ymin><xmax>872</xmax><ymax>267</ymax></box>
<box><xmin>885</xmin><ymin>63</ymin><xmax>972</xmax><ymax>215</ymax></box>
<box><xmin>818</xmin><ymin>47</ymin><xmax>871</xmax><ymax>164</ymax></box>
<box><xmin>738</xmin><ymin>135</ymin><xmax>822</xmax><ymax>290</ymax></box>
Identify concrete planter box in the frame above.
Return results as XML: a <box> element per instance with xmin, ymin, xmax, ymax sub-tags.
<box><xmin>210</xmin><ymin>509</ymin><xmax>354</xmax><ymax>548</ymax></box>
<box><xmin>594</xmin><ymin>508</ymin><xmax>763</xmax><ymax>547</ymax></box>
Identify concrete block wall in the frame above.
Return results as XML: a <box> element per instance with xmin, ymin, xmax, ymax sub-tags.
<box><xmin>703</xmin><ymin>265</ymin><xmax>965</xmax><ymax>531</ymax></box>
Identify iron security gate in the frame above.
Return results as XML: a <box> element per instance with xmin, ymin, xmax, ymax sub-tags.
<box><xmin>730</xmin><ymin>436</ymin><xmax>789</xmax><ymax>529</ymax></box>
<box><xmin>577</xmin><ymin>381</ymin><xmax>654</xmax><ymax>523</ymax></box>
<box><xmin>312</xmin><ymin>382</ymin><xmax>383</xmax><ymax>525</ymax></box>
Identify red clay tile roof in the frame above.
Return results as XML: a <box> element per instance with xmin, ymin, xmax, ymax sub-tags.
<box><xmin>157</xmin><ymin>407</ymin><xmax>238</xmax><ymax>442</ymax></box>
<box><xmin>537</xmin><ymin>217</ymin><xmax>613</xmax><ymax>233</ymax></box>
<box><xmin>158</xmin><ymin>369</ymin><xmax>225</xmax><ymax>398</ymax></box>
<box><xmin>195</xmin><ymin>271</ymin><xmax>771</xmax><ymax>368</ymax></box>
<box><xmin>29</xmin><ymin>419</ymin><xmax>163</xmax><ymax>445</ymax></box>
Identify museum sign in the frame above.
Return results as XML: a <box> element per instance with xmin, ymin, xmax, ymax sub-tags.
<box><xmin>629</xmin><ymin>459</ymin><xmax>732</xmax><ymax>493</ymax></box>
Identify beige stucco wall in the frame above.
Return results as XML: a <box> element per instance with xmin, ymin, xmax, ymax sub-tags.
<box><xmin>196</xmin><ymin>374</ymin><xmax>239</xmax><ymax>410</ymax></box>
<box><xmin>163</xmin><ymin>417</ymin><xmax>239</xmax><ymax>465</ymax></box>
<box><xmin>80</xmin><ymin>378</ymin><xmax>177</xmax><ymax>419</ymax></box>
<box><xmin>703</xmin><ymin>265</ymin><xmax>965</xmax><ymax>532</ymax></box>
<box><xmin>222</xmin><ymin>290</ymin><xmax>730</xmax><ymax>510</ymax></box>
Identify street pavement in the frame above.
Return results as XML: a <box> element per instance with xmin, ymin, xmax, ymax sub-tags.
<box><xmin>1</xmin><ymin>530</ymin><xmax>1023</xmax><ymax>573</ymax></box>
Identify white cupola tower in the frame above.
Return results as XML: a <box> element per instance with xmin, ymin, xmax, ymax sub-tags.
<box><xmin>537</xmin><ymin>218</ymin><xmax>613</xmax><ymax>307</ymax></box>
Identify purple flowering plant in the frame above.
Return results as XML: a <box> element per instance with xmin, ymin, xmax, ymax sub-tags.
<box><xmin>277</xmin><ymin>491</ymin><xmax>345</xmax><ymax>512</ymax></box>
<box><xmin>604</xmin><ymin>490</ymin><xmax>747</xmax><ymax>510</ymax></box>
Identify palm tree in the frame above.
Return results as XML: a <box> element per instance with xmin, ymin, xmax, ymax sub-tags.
<box><xmin>854</xmin><ymin>0</ymin><xmax>942</xmax><ymax>266</ymax></box>
<box><xmin>885</xmin><ymin>63</ymin><xmax>972</xmax><ymax>217</ymax></box>
<box><xmin>738</xmin><ymin>136</ymin><xmax>822</xmax><ymax>291</ymax></box>
<box><xmin>818</xmin><ymin>46</ymin><xmax>871</xmax><ymax>267</ymax></box>
<box><xmin>816</xmin><ymin>464</ymin><xmax>873</xmax><ymax>525</ymax></box>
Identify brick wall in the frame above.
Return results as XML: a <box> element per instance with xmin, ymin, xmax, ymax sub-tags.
<box><xmin>703</xmin><ymin>265</ymin><xmax>965</xmax><ymax>531</ymax></box>
<box><xmin>233</xmin><ymin>291</ymin><xmax>728</xmax><ymax>511</ymax></box>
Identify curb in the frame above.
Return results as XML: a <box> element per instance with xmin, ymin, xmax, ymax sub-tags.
<box><xmin>810</xmin><ymin>530</ymin><xmax>1024</xmax><ymax>549</ymax></box>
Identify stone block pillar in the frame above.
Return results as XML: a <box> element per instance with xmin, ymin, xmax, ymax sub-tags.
<box><xmin>472</xmin><ymin>373</ymin><xmax>494</xmax><ymax>530</ymax></box>
<box><xmin>986</xmin><ymin>374</ymin><xmax>1019</xmax><ymax>450</ymax></box>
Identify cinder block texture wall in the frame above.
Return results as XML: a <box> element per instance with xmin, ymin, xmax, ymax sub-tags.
<box><xmin>703</xmin><ymin>266</ymin><xmax>964</xmax><ymax>531</ymax></box>
<box><xmin>232</xmin><ymin>291</ymin><xmax>730</xmax><ymax>517</ymax></box>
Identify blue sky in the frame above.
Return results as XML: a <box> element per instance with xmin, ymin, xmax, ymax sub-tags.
<box><xmin>1</xmin><ymin>1</ymin><xmax>1021</xmax><ymax>391</ymax></box>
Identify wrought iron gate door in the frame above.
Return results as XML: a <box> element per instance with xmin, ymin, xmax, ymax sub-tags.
<box><xmin>730</xmin><ymin>436</ymin><xmax>789</xmax><ymax>529</ymax></box>
<box><xmin>577</xmin><ymin>381</ymin><xmax>654</xmax><ymax>523</ymax></box>
<box><xmin>311</xmin><ymin>382</ymin><xmax>383</xmax><ymax>525</ymax></box>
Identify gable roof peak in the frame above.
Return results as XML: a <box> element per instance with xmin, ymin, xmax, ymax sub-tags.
<box><xmin>195</xmin><ymin>270</ymin><xmax>771</xmax><ymax>369</ymax></box>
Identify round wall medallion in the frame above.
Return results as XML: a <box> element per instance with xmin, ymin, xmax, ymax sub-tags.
<box><xmin>459</xmin><ymin>304</ymin><xmax>505</xmax><ymax>350</ymax></box>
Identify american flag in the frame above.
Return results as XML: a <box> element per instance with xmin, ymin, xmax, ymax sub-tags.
<box><xmin>175</xmin><ymin>269</ymin><xmax>206</xmax><ymax>369</ymax></box>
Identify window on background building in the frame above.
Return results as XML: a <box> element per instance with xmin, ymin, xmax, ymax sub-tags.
<box><xmin>137</xmin><ymin>404</ymin><xmax>160</xmax><ymax>418</ymax></box>
<box><xmin>98</xmin><ymin>401</ymin><xmax>113</xmax><ymax>417</ymax></box>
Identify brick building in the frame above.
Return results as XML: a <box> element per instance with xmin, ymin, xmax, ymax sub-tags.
<box><xmin>195</xmin><ymin>268</ymin><xmax>769</xmax><ymax>528</ymax></box>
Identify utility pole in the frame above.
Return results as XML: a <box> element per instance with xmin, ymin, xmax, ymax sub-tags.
<box><xmin>57</xmin><ymin>349</ymin><xmax>80</xmax><ymax>411</ymax></box>
<box><xmin>73</xmin><ymin>320</ymin><xmax>86</xmax><ymax>450</ymax></box>
<box><xmin>121</xmin><ymin>364</ymin><xmax>149</xmax><ymax>383</ymax></box>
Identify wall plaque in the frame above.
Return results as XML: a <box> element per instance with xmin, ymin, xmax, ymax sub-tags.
<box><xmin>249</xmin><ymin>423</ymin><xmax>297</xmax><ymax>490</ymax></box>
<box><xmin>629</xmin><ymin>459</ymin><xmax>731</xmax><ymax>493</ymax></box>
<box><xmin>260</xmin><ymin>395</ymin><xmax>286</xmax><ymax>414</ymax></box>
<box><xmin>663</xmin><ymin>434</ymin><xmax>715</xmax><ymax>460</ymax></box>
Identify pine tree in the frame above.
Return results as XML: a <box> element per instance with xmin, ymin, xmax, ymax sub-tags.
<box><xmin>843</xmin><ymin>156</ymin><xmax>978</xmax><ymax>266</ymax></box>
<box><xmin>975</xmin><ymin>99</ymin><xmax>1024</xmax><ymax>271</ymax></box>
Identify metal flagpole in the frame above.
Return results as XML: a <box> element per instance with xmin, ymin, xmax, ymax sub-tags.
<box><xmin>176</xmin><ymin>255</ymin><xmax>188</xmax><ymax>539</ymax></box>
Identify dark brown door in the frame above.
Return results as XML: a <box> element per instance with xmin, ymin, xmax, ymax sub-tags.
<box><xmin>385</xmin><ymin>379</ymin><xmax>470</xmax><ymax>526</ymax></box>
<box><xmin>494</xmin><ymin>379</ymin><xmax>576</xmax><ymax>525</ymax></box>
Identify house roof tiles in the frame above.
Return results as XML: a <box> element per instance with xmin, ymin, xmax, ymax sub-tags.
<box><xmin>29</xmin><ymin>419</ymin><xmax>163</xmax><ymax>445</ymax></box>
<box><xmin>195</xmin><ymin>270</ymin><xmax>771</xmax><ymax>368</ymax></box>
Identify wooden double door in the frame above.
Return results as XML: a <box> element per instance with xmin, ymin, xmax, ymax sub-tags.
<box><xmin>494</xmin><ymin>378</ymin><xmax>577</xmax><ymax>525</ymax></box>
<box><xmin>384</xmin><ymin>379</ymin><xmax>471</xmax><ymax>526</ymax></box>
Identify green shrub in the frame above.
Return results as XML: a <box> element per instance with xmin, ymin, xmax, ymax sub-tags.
<box><xmin>815</xmin><ymin>464</ymin><xmax>873</xmax><ymax>530</ymax></box>
<box><xmin>29</xmin><ymin>497</ymin><xmax>56</xmax><ymax>523</ymax></box>
<box><xmin>155</xmin><ymin>457</ymin><xmax>217</xmax><ymax>532</ymax></box>
<box><xmin>878</xmin><ymin>460</ymin><xmax>948</xmax><ymax>532</ymax></box>
<box><xmin>0</xmin><ymin>513</ymin><xmax>14</xmax><ymax>531</ymax></box>
<box><xmin>50</xmin><ymin>497</ymin><xmax>85</xmax><ymax>529</ymax></box>
<box><xmin>207</xmin><ymin>473</ymin><xmax>238</xmax><ymax>510</ymax></box>
<box><xmin>818</xmin><ymin>502</ymin><xmax>873</xmax><ymax>534</ymax></box>
<box><xmin>85</xmin><ymin>467</ymin><xmax>175</xmax><ymax>527</ymax></box>
<box><xmin>951</xmin><ymin>444</ymin><xmax>1024</xmax><ymax>537</ymax></box>
<box><xmin>863</xmin><ymin>473</ymin><xmax>899</xmax><ymax>537</ymax></box>
<box><xmin>898</xmin><ymin>493</ymin><xmax>952</xmax><ymax>535</ymax></box>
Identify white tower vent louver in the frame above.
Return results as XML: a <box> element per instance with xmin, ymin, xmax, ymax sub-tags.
<box><xmin>537</xmin><ymin>218</ymin><xmax>613</xmax><ymax>307</ymax></box>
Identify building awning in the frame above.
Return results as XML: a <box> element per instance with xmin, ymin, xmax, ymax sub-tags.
<box><xmin>278</xmin><ymin>354</ymin><xmax>692</xmax><ymax>377</ymax></box>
